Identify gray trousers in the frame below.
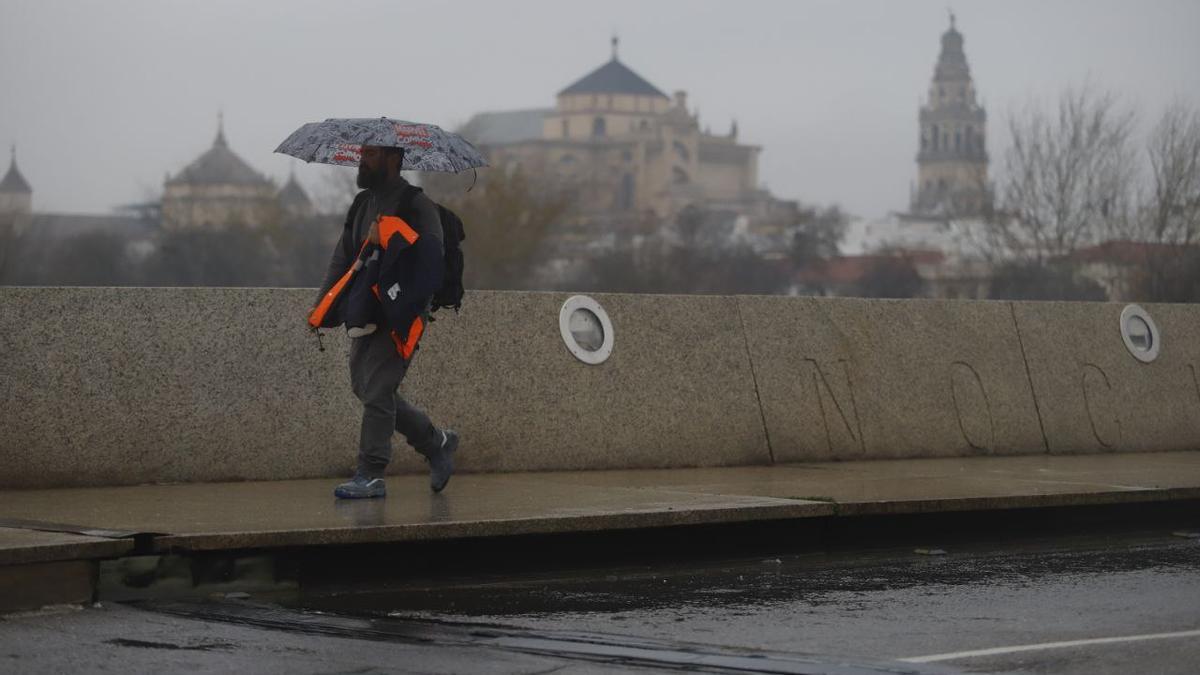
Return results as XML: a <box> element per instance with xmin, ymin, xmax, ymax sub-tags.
<box><xmin>349</xmin><ymin>329</ymin><xmax>440</xmax><ymax>478</ymax></box>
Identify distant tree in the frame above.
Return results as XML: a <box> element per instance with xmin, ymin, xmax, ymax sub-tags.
<box><xmin>579</xmin><ymin>245</ymin><xmax>675</xmax><ymax>294</ymax></box>
<box><xmin>579</xmin><ymin>242</ymin><xmax>787</xmax><ymax>296</ymax></box>
<box><xmin>1134</xmin><ymin>102</ymin><xmax>1200</xmax><ymax>302</ymax></box>
<box><xmin>988</xmin><ymin>261</ymin><xmax>1108</xmax><ymax>301</ymax></box>
<box><xmin>985</xmin><ymin>86</ymin><xmax>1136</xmax><ymax>264</ymax></box>
<box><xmin>579</xmin><ymin>206</ymin><xmax>789</xmax><ymax>296</ymax></box>
<box><xmin>852</xmin><ymin>254</ymin><xmax>925</xmax><ymax>299</ymax></box>
<box><xmin>425</xmin><ymin>166</ymin><xmax>569</xmax><ymax>290</ymax></box>
<box><xmin>315</xmin><ymin>166</ymin><xmax>360</xmax><ymax>217</ymax></box>
<box><xmin>142</xmin><ymin>225</ymin><xmax>277</xmax><ymax>286</ymax></box>
<box><xmin>702</xmin><ymin>245</ymin><xmax>789</xmax><ymax>295</ymax></box>
<box><xmin>790</xmin><ymin>205</ymin><xmax>847</xmax><ymax>267</ymax></box>
<box><xmin>270</xmin><ymin>215</ymin><xmax>342</xmax><ymax>288</ymax></box>
<box><xmin>52</xmin><ymin>231</ymin><xmax>140</xmax><ymax>286</ymax></box>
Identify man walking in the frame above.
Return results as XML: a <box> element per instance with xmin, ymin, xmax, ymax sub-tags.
<box><xmin>316</xmin><ymin>144</ymin><xmax>458</xmax><ymax>499</ymax></box>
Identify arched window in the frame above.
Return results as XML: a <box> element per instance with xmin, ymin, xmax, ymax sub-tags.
<box><xmin>618</xmin><ymin>173</ymin><xmax>634</xmax><ymax>210</ymax></box>
<box><xmin>672</xmin><ymin>167</ymin><xmax>689</xmax><ymax>185</ymax></box>
<box><xmin>673</xmin><ymin>141</ymin><xmax>690</xmax><ymax>162</ymax></box>
<box><xmin>561</xmin><ymin>119</ymin><xmax>569</xmax><ymax>138</ymax></box>
<box><xmin>930</xmin><ymin>124</ymin><xmax>939</xmax><ymax>151</ymax></box>
<box><xmin>954</xmin><ymin>131</ymin><xmax>962</xmax><ymax>150</ymax></box>
<box><xmin>592</xmin><ymin>117</ymin><xmax>606</xmax><ymax>137</ymax></box>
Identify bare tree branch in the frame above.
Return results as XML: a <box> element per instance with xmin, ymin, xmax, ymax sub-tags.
<box><xmin>986</xmin><ymin>86</ymin><xmax>1137</xmax><ymax>264</ymax></box>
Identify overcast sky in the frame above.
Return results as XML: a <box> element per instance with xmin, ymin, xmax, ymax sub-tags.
<box><xmin>2</xmin><ymin>0</ymin><xmax>1198</xmax><ymax>219</ymax></box>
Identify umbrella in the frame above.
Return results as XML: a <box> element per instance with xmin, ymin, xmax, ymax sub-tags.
<box><xmin>274</xmin><ymin>117</ymin><xmax>487</xmax><ymax>173</ymax></box>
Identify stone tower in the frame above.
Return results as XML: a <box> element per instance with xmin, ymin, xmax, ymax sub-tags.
<box><xmin>912</xmin><ymin>14</ymin><xmax>989</xmax><ymax>217</ymax></box>
<box><xmin>1</xmin><ymin>145</ymin><xmax>32</xmax><ymax>215</ymax></box>
<box><xmin>0</xmin><ymin>145</ymin><xmax>33</xmax><ymax>237</ymax></box>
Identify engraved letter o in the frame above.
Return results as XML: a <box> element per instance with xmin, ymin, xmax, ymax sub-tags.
<box><xmin>951</xmin><ymin>362</ymin><xmax>995</xmax><ymax>452</ymax></box>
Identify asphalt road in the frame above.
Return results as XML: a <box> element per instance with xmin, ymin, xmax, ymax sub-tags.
<box><xmin>292</xmin><ymin>528</ymin><xmax>1200</xmax><ymax>674</ymax></box>
<box><xmin>2</xmin><ymin>526</ymin><xmax>1198</xmax><ymax>674</ymax></box>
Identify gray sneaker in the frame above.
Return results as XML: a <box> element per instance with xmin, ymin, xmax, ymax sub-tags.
<box><xmin>426</xmin><ymin>430</ymin><xmax>458</xmax><ymax>493</ymax></box>
<box><xmin>334</xmin><ymin>473</ymin><xmax>386</xmax><ymax>499</ymax></box>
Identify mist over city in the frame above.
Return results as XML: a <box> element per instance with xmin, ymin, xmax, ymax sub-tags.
<box><xmin>6</xmin><ymin>4</ymin><xmax>1200</xmax><ymax>672</ymax></box>
<box><xmin>3</xmin><ymin>0</ymin><xmax>1200</xmax><ymax>299</ymax></box>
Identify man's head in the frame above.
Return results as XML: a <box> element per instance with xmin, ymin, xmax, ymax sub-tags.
<box><xmin>357</xmin><ymin>145</ymin><xmax>405</xmax><ymax>190</ymax></box>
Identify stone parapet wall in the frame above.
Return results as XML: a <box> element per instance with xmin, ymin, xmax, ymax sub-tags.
<box><xmin>1</xmin><ymin>288</ymin><xmax>1196</xmax><ymax>489</ymax></box>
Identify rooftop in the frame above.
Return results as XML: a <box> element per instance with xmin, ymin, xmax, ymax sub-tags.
<box><xmin>0</xmin><ymin>146</ymin><xmax>32</xmax><ymax>194</ymax></box>
<box><xmin>559</xmin><ymin>46</ymin><xmax>668</xmax><ymax>99</ymax></box>
<box><xmin>166</xmin><ymin>118</ymin><xmax>272</xmax><ymax>188</ymax></box>
<box><xmin>460</xmin><ymin>108</ymin><xmax>551</xmax><ymax>146</ymax></box>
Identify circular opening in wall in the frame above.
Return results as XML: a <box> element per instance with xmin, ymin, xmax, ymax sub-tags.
<box><xmin>569</xmin><ymin>308</ymin><xmax>604</xmax><ymax>352</ymax></box>
<box><xmin>559</xmin><ymin>295</ymin><xmax>614</xmax><ymax>365</ymax></box>
<box><xmin>1120</xmin><ymin>304</ymin><xmax>1160</xmax><ymax>363</ymax></box>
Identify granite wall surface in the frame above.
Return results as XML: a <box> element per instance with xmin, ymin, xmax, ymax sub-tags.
<box><xmin>738</xmin><ymin>296</ymin><xmax>1046</xmax><ymax>462</ymax></box>
<box><xmin>1</xmin><ymin>288</ymin><xmax>1196</xmax><ymax>488</ymax></box>
<box><xmin>0</xmin><ymin>288</ymin><xmax>768</xmax><ymax>488</ymax></box>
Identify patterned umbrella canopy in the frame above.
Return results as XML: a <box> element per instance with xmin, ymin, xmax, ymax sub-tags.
<box><xmin>274</xmin><ymin>118</ymin><xmax>487</xmax><ymax>173</ymax></box>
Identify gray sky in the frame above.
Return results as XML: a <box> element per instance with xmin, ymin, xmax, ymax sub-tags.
<box><xmin>2</xmin><ymin>0</ymin><xmax>1198</xmax><ymax>219</ymax></box>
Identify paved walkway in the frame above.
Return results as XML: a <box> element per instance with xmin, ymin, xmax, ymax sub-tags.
<box><xmin>2</xmin><ymin>451</ymin><xmax>1198</xmax><ymax>564</ymax></box>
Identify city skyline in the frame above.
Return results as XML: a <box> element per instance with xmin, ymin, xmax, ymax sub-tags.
<box><xmin>2</xmin><ymin>0</ymin><xmax>1198</xmax><ymax>219</ymax></box>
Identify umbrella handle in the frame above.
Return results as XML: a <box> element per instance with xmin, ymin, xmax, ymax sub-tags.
<box><xmin>467</xmin><ymin>168</ymin><xmax>477</xmax><ymax>193</ymax></box>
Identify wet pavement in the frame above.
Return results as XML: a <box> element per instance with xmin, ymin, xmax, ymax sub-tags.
<box><xmin>1</xmin><ymin>451</ymin><xmax>1197</xmax><ymax>554</ymax></box>
<box><xmin>3</xmin><ymin>526</ymin><xmax>1199</xmax><ymax>673</ymax></box>
<box><xmin>282</xmin><ymin>529</ymin><xmax>1200</xmax><ymax>674</ymax></box>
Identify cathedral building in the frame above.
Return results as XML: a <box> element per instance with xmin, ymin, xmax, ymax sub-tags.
<box><xmin>462</xmin><ymin>40</ymin><xmax>783</xmax><ymax>245</ymax></box>
<box><xmin>910</xmin><ymin>14</ymin><xmax>991</xmax><ymax>217</ymax></box>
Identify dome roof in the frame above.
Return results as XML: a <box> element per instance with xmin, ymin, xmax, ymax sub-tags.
<box><xmin>166</xmin><ymin>121</ymin><xmax>271</xmax><ymax>187</ymax></box>
<box><xmin>559</xmin><ymin>45</ymin><xmax>667</xmax><ymax>99</ymax></box>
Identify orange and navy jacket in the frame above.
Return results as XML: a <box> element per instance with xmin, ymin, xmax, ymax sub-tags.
<box><xmin>309</xmin><ymin>188</ymin><xmax>444</xmax><ymax>359</ymax></box>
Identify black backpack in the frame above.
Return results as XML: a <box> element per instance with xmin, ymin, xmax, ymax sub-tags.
<box><xmin>430</xmin><ymin>203</ymin><xmax>466</xmax><ymax>314</ymax></box>
<box><xmin>396</xmin><ymin>184</ymin><xmax>465</xmax><ymax>314</ymax></box>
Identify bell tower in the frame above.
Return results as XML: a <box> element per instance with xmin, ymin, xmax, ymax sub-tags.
<box><xmin>912</xmin><ymin>13</ymin><xmax>989</xmax><ymax>216</ymax></box>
